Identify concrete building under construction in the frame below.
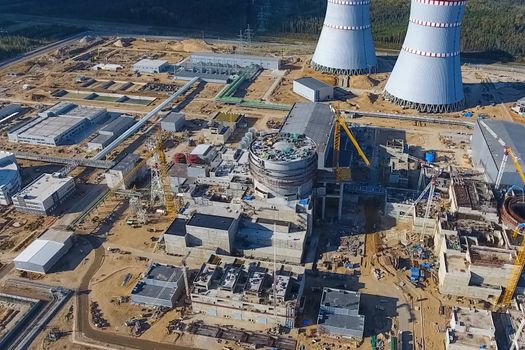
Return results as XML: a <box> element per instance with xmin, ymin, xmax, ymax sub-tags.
<box><xmin>249</xmin><ymin>133</ymin><xmax>318</xmax><ymax>199</ymax></box>
<box><xmin>190</xmin><ymin>255</ymin><xmax>304</xmax><ymax>328</ymax></box>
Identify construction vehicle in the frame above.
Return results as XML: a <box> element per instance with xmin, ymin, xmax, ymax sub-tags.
<box><xmin>495</xmin><ymin>146</ymin><xmax>525</xmax><ymax>189</ymax></box>
<box><xmin>330</xmin><ymin>106</ymin><xmax>370</xmax><ymax>182</ymax></box>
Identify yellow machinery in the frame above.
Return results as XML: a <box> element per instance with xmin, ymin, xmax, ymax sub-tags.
<box><xmin>500</xmin><ymin>146</ymin><xmax>525</xmax><ymax>306</ymax></box>
<box><xmin>71</xmin><ymin>128</ymin><xmax>179</xmax><ymax>229</ymax></box>
<box><xmin>330</xmin><ymin>106</ymin><xmax>370</xmax><ymax>182</ymax></box>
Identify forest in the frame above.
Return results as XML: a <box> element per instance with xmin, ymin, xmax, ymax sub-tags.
<box><xmin>0</xmin><ymin>0</ymin><xmax>523</xmax><ymax>60</ymax></box>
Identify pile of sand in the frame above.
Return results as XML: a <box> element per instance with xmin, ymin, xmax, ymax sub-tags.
<box><xmin>350</xmin><ymin>75</ymin><xmax>380</xmax><ymax>89</ymax></box>
<box><xmin>170</xmin><ymin>39</ymin><xmax>214</xmax><ymax>53</ymax></box>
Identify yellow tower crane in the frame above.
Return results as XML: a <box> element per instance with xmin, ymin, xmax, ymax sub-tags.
<box><xmin>499</xmin><ymin>146</ymin><xmax>525</xmax><ymax>306</ymax></box>
<box><xmin>330</xmin><ymin>106</ymin><xmax>370</xmax><ymax>182</ymax></box>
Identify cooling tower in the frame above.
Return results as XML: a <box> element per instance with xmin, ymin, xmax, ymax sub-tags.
<box><xmin>384</xmin><ymin>0</ymin><xmax>466</xmax><ymax>113</ymax></box>
<box><xmin>312</xmin><ymin>0</ymin><xmax>377</xmax><ymax>75</ymax></box>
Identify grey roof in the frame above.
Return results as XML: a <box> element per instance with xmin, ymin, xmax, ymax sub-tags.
<box><xmin>40</xmin><ymin>229</ymin><xmax>73</xmax><ymax>244</ymax></box>
<box><xmin>132</xmin><ymin>282</ymin><xmax>175</xmax><ymax>300</ymax></box>
<box><xmin>477</xmin><ymin>119</ymin><xmax>525</xmax><ymax>169</ymax></box>
<box><xmin>295</xmin><ymin>77</ymin><xmax>332</xmax><ymax>91</ymax></box>
<box><xmin>162</xmin><ymin>112</ymin><xmax>185</xmax><ymax>123</ymax></box>
<box><xmin>321</xmin><ymin>288</ymin><xmax>360</xmax><ymax>311</ymax></box>
<box><xmin>133</xmin><ymin>58</ymin><xmax>168</xmax><ymax>68</ymax></box>
<box><xmin>165</xmin><ymin>217</ymin><xmax>187</xmax><ymax>237</ymax></box>
<box><xmin>145</xmin><ymin>264</ymin><xmax>183</xmax><ymax>282</ymax></box>
<box><xmin>89</xmin><ymin>133</ymin><xmax>113</xmax><ymax>145</ymax></box>
<box><xmin>112</xmin><ymin>153</ymin><xmax>139</xmax><ymax>172</ymax></box>
<box><xmin>318</xmin><ymin>313</ymin><xmax>365</xmax><ymax>336</ymax></box>
<box><xmin>0</xmin><ymin>152</ymin><xmax>18</xmax><ymax>189</ymax></box>
<box><xmin>100</xmin><ymin>116</ymin><xmax>134</xmax><ymax>134</ymax></box>
<box><xmin>187</xmin><ymin>213</ymin><xmax>235</xmax><ymax>231</ymax></box>
<box><xmin>281</xmin><ymin>103</ymin><xmax>334</xmax><ymax>158</ymax></box>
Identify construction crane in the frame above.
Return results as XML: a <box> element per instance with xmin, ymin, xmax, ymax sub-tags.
<box><xmin>495</xmin><ymin>146</ymin><xmax>525</xmax><ymax>189</ymax></box>
<box><xmin>501</xmin><ymin>223</ymin><xmax>525</xmax><ymax>306</ymax></box>
<box><xmin>330</xmin><ymin>106</ymin><xmax>370</xmax><ymax>182</ymax></box>
<box><xmin>70</xmin><ymin>129</ymin><xmax>178</xmax><ymax>229</ymax></box>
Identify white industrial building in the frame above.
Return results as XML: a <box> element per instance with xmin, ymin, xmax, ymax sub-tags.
<box><xmin>293</xmin><ymin>77</ymin><xmax>334</xmax><ymax>102</ymax></box>
<box><xmin>105</xmin><ymin>154</ymin><xmax>144</xmax><ymax>190</ymax></box>
<box><xmin>0</xmin><ymin>151</ymin><xmax>22</xmax><ymax>205</ymax></box>
<box><xmin>12</xmin><ymin>174</ymin><xmax>76</xmax><ymax>215</ymax></box>
<box><xmin>8</xmin><ymin>102</ymin><xmax>107</xmax><ymax>146</ymax></box>
<box><xmin>132</xmin><ymin>59</ymin><xmax>169</xmax><ymax>74</ymax></box>
<box><xmin>160</xmin><ymin>112</ymin><xmax>185</xmax><ymax>132</ymax></box>
<box><xmin>189</xmin><ymin>53</ymin><xmax>281</xmax><ymax>70</ymax></box>
<box><xmin>91</xmin><ymin>63</ymin><xmax>123</xmax><ymax>72</ymax></box>
<box><xmin>13</xmin><ymin>229</ymin><xmax>73</xmax><ymax>274</ymax></box>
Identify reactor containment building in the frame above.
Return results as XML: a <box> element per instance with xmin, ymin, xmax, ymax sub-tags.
<box><xmin>312</xmin><ymin>0</ymin><xmax>377</xmax><ymax>76</ymax></box>
<box><xmin>384</xmin><ymin>0</ymin><xmax>466</xmax><ymax>113</ymax></box>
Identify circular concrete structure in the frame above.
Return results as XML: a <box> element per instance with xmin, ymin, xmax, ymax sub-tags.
<box><xmin>502</xmin><ymin>195</ymin><xmax>525</xmax><ymax>229</ymax></box>
<box><xmin>249</xmin><ymin>133</ymin><xmax>317</xmax><ymax>198</ymax></box>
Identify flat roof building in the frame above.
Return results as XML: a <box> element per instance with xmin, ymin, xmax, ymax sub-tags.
<box><xmin>446</xmin><ymin>308</ymin><xmax>497</xmax><ymax>350</ymax></box>
<box><xmin>8</xmin><ymin>102</ymin><xmax>107</xmax><ymax>146</ymax></box>
<box><xmin>186</xmin><ymin>212</ymin><xmax>239</xmax><ymax>254</ymax></box>
<box><xmin>132</xmin><ymin>59</ymin><xmax>169</xmax><ymax>74</ymax></box>
<box><xmin>293</xmin><ymin>77</ymin><xmax>334</xmax><ymax>102</ymax></box>
<box><xmin>317</xmin><ymin>288</ymin><xmax>365</xmax><ymax>339</ymax></box>
<box><xmin>13</xmin><ymin>229</ymin><xmax>73</xmax><ymax>274</ymax></box>
<box><xmin>131</xmin><ymin>263</ymin><xmax>185</xmax><ymax>308</ymax></box>
<box><xmin>0</xmin><ymin>103</ymin><xmax>21</xmax><ymax>119</ymax></box>
<box><xmin>161</xmin><ymin>112</ymin><xmax>185</xmax><ymax>132</ymax></box>
<box><xmin>13</xmin><ymin>173</ymin><xmax>76</xmax><ymax>215</ymax></box>
<box><xmin>190</xmin><ymin>52</ymin><xmax>281</xmax><ymax>70</ymax></box>
<box><xmin>0</xmin><ymin>151</ymin><xmax>22</xmax><ymax>205</ymax></box>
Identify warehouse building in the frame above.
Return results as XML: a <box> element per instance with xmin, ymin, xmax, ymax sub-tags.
<box><xmin>8</xmin><ymin>103</ymin><xmax>107</xmax><ymax>146</ymax></box>
<box><xmin>160</xmin><ymin>112</ymin><xmax>185</xmax><ymax>132</ymax></box>
<box><xmin>191</xmin><ymin>255</ymin><xmax>303</xmax><ymax>328</ymax></box>
<box><xmin>317</xmin><ymin>288</ymin><xmax>365</xmax><ymax>339</ymax></box>
<box><xmin>471</xmin><ymin>118</ymin><xmax>525</xmax><ymax>187</ymax></box>
<box><xmin>131</xmin><ymin>263</ymin><xmax>185</xmax><ymax>308</ymax></box>
<box><xmin>190</xmin><ymin>53</ymin><xmax>281</xmax><ymax>70</ymax></box>
<box><xmin>105</xmin><ymin>154</ymin><xmax>145</xmax><ymax>190</ymax></box>
<box><xmin>132</xmin><ymin>59</ymin><xmax>169</xmax><ymax>74</ymax></box>
<box><xmin>13</xmin><ymin>229</ymin><xmax>73</xmax><ymax>274</ymax></box>
<box><xmin>0</xmin><ymin>151</ymin><xmax>22</xmax><ymax>205</ymax></box>
<box><xmin>293</xmin><ymin>77</ymin><xmax>334</xmax><ymax>102</ymax></box>
<box><xmin>12</xmin><ymin>173</ymin><xmax>76</xmax><ymax>215</ymax></box>
<box><xmin>88</xmin><ymin>115</ymin><xmax>135</xmax><ymax>151</ymax></box>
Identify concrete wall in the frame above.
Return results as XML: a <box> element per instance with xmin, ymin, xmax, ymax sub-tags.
<box><xmin>186</xmin><ymin>220</ymin><xmax>238</xmax><ymax>254</ymax></box>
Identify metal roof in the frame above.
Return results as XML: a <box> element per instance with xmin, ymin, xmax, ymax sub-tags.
<box><xmin>0</xmin><ymin>152</ymin><xmax>18</xmax><ymax>189</ymax></box>
<box><xmin>112</xmin><ymin>153</ymin><xmax>139</xmax><ymax>172</ymax></box>
<box><xmin>190</xmin><ymin>52</ymin><xmax>280</xmax><ymax>63</ymax></box>
<box><xmin>145</xmin><ymin>264</ymin><xmax>183</xmax><ymax>282</ymax></box>
<box><xmin>281</xmin><ymin>103</ymin><xmax>334</xmax><ymax>160</ymax></box>
<box><xmin>133</xmin><ymin>58</ymin><xmax>168</xmax><ymax>68</ymax></box>
<box><xmin>89</xmin><ymin>133</ymin><xmax>113</xmax><ymax>145</ymax></box>
<box><xmin>99</xmin><ymin>116</ymin><xmax>134</xmax><ymax>134</ymax></box>
<box><xmin>321</xmin><ymin>288</ymin><xmax>360</xmax><ymax>312</ymax></box>
<box><xmin>14</xmin><ymin>229</ymin><xmax>72</xmax><ymax>266</ymax></box>
<box><xmin>318</xmin><ymin>313</ymin><xmax>365</xmax><ymax>335</ymax></box>
<box><xmin>294</xmin><ymin>77</ymin><xmax>332</xmax><ymax>91</ymax></box>
<box><xmin>187</xmin><ymin>213</ymin><xmax>235</xmax><ymax>231</ymax></box>
<box><xmin>162</xmin><ymin>112</ymin><xmax>185</xmax><ymax>123</ymax></box>
<box><xmin>15</xmin><ymin>174</ymin><xmax>73</xmax><ymax>202</ymax></box>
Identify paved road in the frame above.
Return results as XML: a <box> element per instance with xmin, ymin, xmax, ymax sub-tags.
<box><xmin>75</xmin><ymin>236</ymin><xmax>194</xmax><ymax>350</ymax></box>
